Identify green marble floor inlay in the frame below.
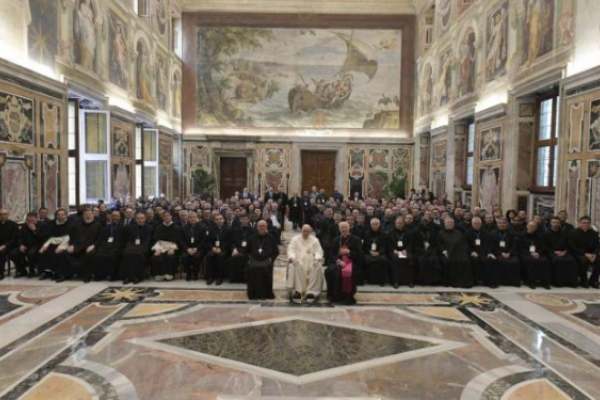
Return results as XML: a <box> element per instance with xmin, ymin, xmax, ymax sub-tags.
<box><xmin>160</xmin><ymin>319</ymin><xmax>436</xmax><ymax>376</ymax></box>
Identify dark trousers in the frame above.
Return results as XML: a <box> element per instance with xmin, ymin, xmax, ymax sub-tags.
<box><xmin>57</xmin><ymin>251</ymin><xmax>94</xmax><ymax>279</ymax></box>
<box><xmin>0</xmin><ymin>247</ymin><xmax>9</xmax><ymax>276</ymax></box>
<box><xmin>150</xmin><ymin>252</ymin><xmax>179</xmax><ymax>277</ymax></box>
<box><xmin>183</xmin><ymin>250</ymin><xmax>203</xmax><ymax>277</ymax></box>
<box><xmin>573</xmin><ymin>255</ymin><xmax>600</xmax><ymax>285</ymax></box>
<box><xmin>94</xmin><ymin>253</ymin><xmax>120</xmax><ymax>279</ymax></box>
<box><xmin>120</xmin><ymin>253</ymin><xmax>147</xmax><ymax>280</ymax></box>
<box><xmin>8</xmin><ymin>246</ymin><xmax>40</xmax><ymax>276</ymax></box>
<box><xmin>205</xmin><ymin>251</ymin><xmax>228</xmax><ymax>281</ymax></box>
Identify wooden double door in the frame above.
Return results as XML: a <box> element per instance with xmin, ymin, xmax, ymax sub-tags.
<box><xmin>220</xmin><ymin>157</ymin><xmax>247</xmax><ymax>199</ymax></box>
<box><xmin>301</xmin><ymin>151</ymin><xmax>336</xmax><ymax>195</ymax></box>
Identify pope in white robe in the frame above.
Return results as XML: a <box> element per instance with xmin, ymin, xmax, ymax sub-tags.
<box><xmin>287</xmin><ymin>225</ymin><xmax>325</xmax><ymax>303</ymax></box>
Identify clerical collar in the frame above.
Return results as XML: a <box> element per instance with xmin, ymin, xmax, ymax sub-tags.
<box><xmin>164</xmin><ymin>222</ymin><xmax>173</xmax><ymax>226</ymax></box>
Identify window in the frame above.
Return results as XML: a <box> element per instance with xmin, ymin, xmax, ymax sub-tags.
<box><xmin>143</xmin><ymin>128</ymin><xmax>159</xmax><ymax>198</ymax></box>
<box><xmin>465</xmin><ymin>122</ymin><xmax>475</xmax><ymax>187</ymax></box>
<box><xmin>424</xmin><ymin>16</ymin><xmax>434</xmax><ymax>50</ymax></box>
<box><xmin>79</xmin><ymin>110</ymin><xmax>111</xmax><ymax>203</ymax></box>
<box><xmin>135</xmin><ymin>125</ymin><xmax>143</xmax><ymax>199</ymax></box>
<box><xmin>134</xmin><ymin>0</ymin><xmax>149</xmax><ymax>17</ymax></box>
<box><xmin>68</xmin><ymin>100</ymin><xmax>79</xmax><ymax>207</ymax></box>
<box><xmin>533</xmin><ymin>94</ymin><xmax>560</xmax><ymax>190</ymax></box>
<box><xmin>172</xmin><ymin>17</ymin><xmax>182</xmax><ymax>57</ymax></box>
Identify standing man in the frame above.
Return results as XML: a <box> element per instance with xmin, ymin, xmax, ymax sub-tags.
<box><xmin>327</xmin><ymin>222</ymin><xmax>363</xmax><ymax>305</ymax></box>
<box><xmin>287</xmin><ymin>225</ymin><xmax>325</xmax><ymax>303</ymax></box>
<box><xmin>246</xmin><ymin>221</ymin><xmax>279</xmax><ymax>300</ymax></box>
<box><xmin>204</xmin><ymin>214</ymin><xmax>231</xmax><ymax>286</ymax></box>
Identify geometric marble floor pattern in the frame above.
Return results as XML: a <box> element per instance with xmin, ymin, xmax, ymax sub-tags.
<box><xmin>0</xmin><ymin>283</ymin><xmax>599</xmax><ymax>400</ymax></box>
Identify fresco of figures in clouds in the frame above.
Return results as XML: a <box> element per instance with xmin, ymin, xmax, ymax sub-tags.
<box><xmin>196</xmin><ymin>27</ymin><xmax>402</xmax><ymax>130</ymax></box>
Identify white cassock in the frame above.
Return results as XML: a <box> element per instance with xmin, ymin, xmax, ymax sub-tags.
<box><xmin>286</xmin><ymin>234</ymin><xmax>325</xmax><ymax>297</ymax></box>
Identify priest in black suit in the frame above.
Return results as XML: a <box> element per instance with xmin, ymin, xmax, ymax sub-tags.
<box><xmin>246</xmin><ymin>221</ymin><xmax>279</xmax><ymax>300</ymax></box>
<box><xmin>327</xmin><ymin>222</ymin><xmax>364</xmax><ymax>305</ymax></box>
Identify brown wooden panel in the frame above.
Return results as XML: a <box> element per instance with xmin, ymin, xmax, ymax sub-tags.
<box><xmin>302</xmin><ymin>151</ymin><xmax>336</xmax><ymax>195</ymax></box>
<box><xmin>220</xmin><ymin>157</ymin><xmax>247</xmax><ymax>199</ymax></box>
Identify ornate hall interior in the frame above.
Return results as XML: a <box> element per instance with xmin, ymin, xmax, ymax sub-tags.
<box><xmin>1</xmin><ymin>0</ymin><xmax>600</xmax><ymax>399</ymax></box>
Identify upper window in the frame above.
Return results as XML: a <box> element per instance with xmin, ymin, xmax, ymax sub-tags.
<box><xmin>465</xmin><ymin>122</ymin><xmax>475</xmax><ymax>187</ymax></box>
<box><xmin>533</xmin><ymin>94</ymin><xmax>560</xmax><ymax>190</ymax></box>
<box><xmin>134</xmin><ymin>0</ymin><xmax>149</xmax><ymax>17</ymax></box>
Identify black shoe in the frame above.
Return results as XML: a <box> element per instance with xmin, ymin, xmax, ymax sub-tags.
<box><xmin>109</xmin><ymin>276</ymin><xmax>119</xmax><ymax>282</ymax></box>
<box><xmin>132</xmin><ymin>278</ymin><xmax>141</xmax><ymax>285</ymax></box>
<box><xmin>55</xmin><ymin>276</ymin><xmax>66</xmax><ymax>283</ymax></box>
<box><xmin>590</xmin><ymin>282</ymin><xmax>600</xmax><ymax>289</ymax></box>
<box><xmin>544</xmin><ymin>285</ymin><xmax>551</xmax><ymax>290</ymax></box>
<box><xmin>392</xmin><ymin>283</ymin><xmax>399</xmax><ymax>289</ymax></box>
<box><xmin>206</xmin><ymin>279</ymin><xmax>214</xmax><ymax>286</ymax></box>
<box><xmin>193</xmin><ymin>274</ymin><xmax>199</xmax><ymax>281</ymax></box>
<box><xmin>39</xmin><ymin>272</ymin><xmax>52</xmax><ymax>281</ymax></box>
<box><xmin>529</xmin><ymin>284</ymin><xmax>536</xmax><ymax>290</ymax></box>
<box><xmin>490</xmin><ymin>285</ymin><xmax>498</xmax><ymax>289</ymax></box>
<box><xmin>379</xmin><ymin>283</ymin><xmax>385</xmax><ymax>287</ymax></box>
<box><xmin>123</xmin><ymin>278</ymin><xmax>131</xmax><ymax>285</ymax></box>
<box><xmin>0</xmin><ymin>274</ymin><xmax>4</xmax><ymax>281</ymax></box>
<box><xmin>93</xmin><ymin>276</ymin><xmax>102</xmax><ymax>282</ymax></box>
<box><xmin>83</xmin><ymin>277</ymin><xmax>91</xmax><ymax>284</ymax></box>
<box><xmin>186</xmin><ymin>275</ymin><xmax>192</xmax><ymax>282</ymax></box>
<box><xmin>292</xmin><ymin>291</ymin><xmax>302</xmax><ymax>303</ymax></box>
<box><xmin>28</xmin><ymin>271</ymin><xmax>37</xmax><ymax>278</ymax></box>
<box><xmin>408</xmin><ymin>283</ymin><xmax>415</xmax><ymax>288</ymax></box>
<box><xmin>581</xmin><ymin>283</ymin><xmax>590</xmax><ymax>289</ymax></box>
<box><xmin>216</xmin><ymin>279</ymin><xmax>223</xmax><ymax>286</ymax></box>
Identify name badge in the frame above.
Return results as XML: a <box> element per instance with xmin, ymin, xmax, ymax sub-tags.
<box><xmin>191</xmin><ymin>237</ymin><xmax>195</xmax><ymax>244</ymax></box>
<box><xmin>108</xmin><ymin>237</ymin><xmax>114</xmax><ymax>243</ymax></box>
<box><xmin>371</xmin><ymin>243</ymin><xmax>377</xmax><ymax>251</ymax></box>
<box><xmin>242</xmin><ymin>241</ymin><xmax>247</xmax><ymax>247</ymax></box>
<box><xmin>215</xmin><ymin>240</ymin><xmax>220</xmax><ymax>247</ymax></box>
<box><xmin>500</xmin><ymin>241</ymin><xmax>506</xmax><ymax>248</ymax></box>
<box><xmin>475</xmin><ymin>239</ymin><xmax>481</xmax><ymax>246</ymax></box>
<box><xmin>135</xmin><ymin>238</ymin><xmax>140</xmax><ymax>246</ymax></box>
<box><xmin>294</xmin><ymin>203</ymin><xmax>297</xmax><ymax>207</ymax></box>
<box><xmin>206</xmin><ymin>230</ymin><xmax>209</xmax><ymax>236</ymax></box>
<box><xmin>424</xmin><ymin>241</ymin><xmax>430</xmax><ymax>250</ymax></box>
<box><xmin>529</xmin><ymin>245</ymin><xmax>536</xmax><ymax>253</ymax></box>
<box><xmin>397</xmin><ymin>241</ymin><xmax>403</xmax><ymax>248</ymax></box>
<box><xmin>304</xmin><ymin>202</ymin><xmax>308</xmax><ymax>206</ymax></box>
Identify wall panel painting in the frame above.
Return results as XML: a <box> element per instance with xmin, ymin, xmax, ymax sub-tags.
<box><xmin>112</xmin><ymin>125</ymin><xmax>132</xmax><ymax>158</ymax></box>
<box><xmin>438</xmin><ymin>49</ymin><xmax>453</xmax><ymax>106</ymax></box>
<box><xmin>156</xmin><ymin>53</ymin><xmax>170</xmax><ymax>112</ymax></box>
<box><xmin>566</xmin><ymin>160</ymin><xmax>580</xmax><ymax>225</ymax></box>
<box><xmin>480</xmin><ymin>126</ymin><xmax>502</xmax><ymax>162</ymax></box>
<box><xmin>589</xmin><ymin>99</ymin><xmax>600</xmax><ymax>151</ymax></box>
<box><xmin>196</xmin><ymin>27</ymin><xmax>402</xmax><ymax>129</ymax></box>
<box><xmin>42</xmin><ymin>154</ymin><xmax>59</xmax><ymax>215</ymax></box>
<box><xmin>265</xmin><ymin>171</ymin><xmax>284</xmax><ymax>193</ymax></box>
<box><xmin>41</xmin><ymin>103</ymin><xmax>60</xmax><ymax>149</ymax></box>
<box><xmin>28</xmin><ymin>0</ymin><xmax>58</xmax><ymax>67</ymax></box>
<box><xmin>73</xmin><ymin>0</ymin><xmax>99</xmax><ymax>73</ymax></box>
<box><xmin>520</xmin><ymin>0</ymin><xmax>555</xmax><ymax>67</ymax></box>
<box><xmin>485</xmin><ymin>1</ymin><xmax>509</xmax><ymax>82</ymax></box>
<box><xmin>0</xmin><ymin>157</ymin><xmax>32</xmax><ymax>221</ymax></box>
<box><xmin>458</xmin><ymin>30</ymin><xmax>477</xmax><ymax>97</ymax></box>
<box><xmin>112</xmin><ymin>162</ymin><xmax>131</xmax><ymax>199</ymax></box>
<box><xmin>348</xmin><ymin>149</ymin><xmax>365</xmax><ymax>198</ymax></box>
<box><xmin>478</xmin><ymin>166</ymin><xmax>500</xmax><ymax>212</ymax></box>
<box><xmin>586</xmin><ymin>160</ymin><xmax>600</xmax><ymax>228</ymax></box>
<box><xmin>367</xmin><ymin>170</ymin><xmax>389</xmax><ymax>199</ymax></box>
<box><xmin>532</xmin><ymin>194</ymin><xmax>555</xmax><ymax>216</ymax></box>
<box><xmin>108</xmin><ymin>10</ymin><xmax>129</xmax><ymax>90</ymax></box>
<box><xmin>568</xmin><ymin>102</ymin><xmax>584</xmax><ymax>153</ymax></box>
<box><xmin>0</xmin><ymin>92</ymin><xmax>34</xmax><ymax>145</ymax></box>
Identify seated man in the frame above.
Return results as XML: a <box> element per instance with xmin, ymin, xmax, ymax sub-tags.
<box><xmin>121</xmin><ymin>212</ymin><xmax>153</xmax><ymax>285</ymax></box>
<box><xmin>417</xmin><ymin>215</ymin><xmax>442</xmax><ymax>285</ymax></box>
<box><xmin>228</xmin><ymin>214</ymin><xmax>255</xmax><ymax>283</ymax></box>
<box><xmin>38</xmin><ymin>209</ymin><xmax>71</xmax><ymax>281</ymax></box>
<box><xmin>438</xmin><ymin>218</ymin><xmax>473</xmax><ymax>288</ymax></box>
<box><xmin>246</xmin><ymin>221</ymin><xmax>279</xmax><ymax>300</ymax></box>
<box><xmin>204</xmin><ymin>214</ymin><xmax>231</xmax><ymax>286</ymax></box>
<box><xmin>519</xmin><ymin>221</ymin><xmax>551</xmax><ymax>290</ymax></box>
<box><xmin>287</xmin><ymin>224</ymin><xmax>325</xmax><ymax>303</ymax></box>
<box><xmin>92</xmin><ymin>210</ymin><xmax>124</xmax><ymax>281</ymax></box>
<box><xmin>151</xmin><ymin>211</ymin><xmax>184</xmax><ymax>282</ymax></box>
<box><xmin>386</xmin><ymin>216</ymin><xmax>420</xmax><ymax>288</ymax></box>
<box><xmin>55</xmin><ymin>208</ymin><xmax>101</xmax><ymax>283</ymax></box>
<box><xmin>327</xmin><ymin>222</ymin><xmax>363</xmax><ymax>305</ymax></box>
<box><xmin>182</xmin><ymin>211</ymin><xmax>204</xmax><ymax>281</ymax></box>
<box><xmin>8</xmin><ymin>212</ymin><xmax>42</xmax><ymax>278</ymax></box>
<box><xmin>363</xmin><ymin>218</ymin><xmax>390</xmax><ymax>286</ymax></box>
<box><xmin>543</xmin><ymin>216</ymin><xmax>579</xmax><ymax>288</ymax></box>
<box><xmin>0</xmin><ymin>208</ymin><xmax>18</xmax><ymax>280</ymax></box>
<box><xmin>484</xmin><ymin>218</ymin><xmax>522</xmax><ymax>288</ymax></box>
<box><xmin>568</xmin><ymin>216</ymin><xmax>600</xmax><ymax>289</ymax></box>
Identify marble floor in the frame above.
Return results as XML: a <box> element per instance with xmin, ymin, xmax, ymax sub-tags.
<box><xmin>0</xmin><ymin>279</ymin><xmax>599</xmax><ymax>400</ymax></box>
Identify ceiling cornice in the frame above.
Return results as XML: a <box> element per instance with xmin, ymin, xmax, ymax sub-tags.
<box><xmin>181</xmin><ymin>0</ymin><xmax>416</xmax><ymax>15</ymax></box>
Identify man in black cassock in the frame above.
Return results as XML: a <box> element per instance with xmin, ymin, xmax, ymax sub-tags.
<box><xmin>182</xmin><ymin>211</ymin><xmax>204</xmax><ymax>281</ymax></box>
<box><xmin>246</xmin><ymin>221</ymin><xmax>278</xmax><ymax>300</ymax></box>
<box><xmin>363</xmin><ymin>218</ymin><xmax>390</xmax><ymax>286</ymax></box>
<box><xmin>229</xmin><ymin>213</ymin><xmax>255</xmax><ymax>283</ymax></box>
<box><xmin>0</xmin><ymin>208</ymin><xmax>18</xmax><ymax>280</ymax></box>
<box><xmin>438</xmin><ymin>218</ymin><xmax>473</xmax><ymax>288</ymax></box>
<box><xmin>288</xmin><ymin>192</ymin><xmax>303</xmax><ymax>230</ymax></box>
<box><xmin>327</xmin><ymin>222</ymin><xmax>363</xmax><ymax>305</ymax></box>
<box><xmin>121</xmin><ymin>212</ymin><xmax>153</xmax><ymax>284</ymax></box>
<box><xmin>543</xmin><ymin>216</ymin><xmax>579</xmax><ymax>287</ymax></box>
<box><xmin>386</xmin><ymin>216</ymin><xmax>420</xmax><ymax>288</ymax></box>
<box><xmin>484</xmin><ymin>218</ymin><xmax>521</xmax><ymax>288</ymax></box>
<box><xmin>8</xmin><ymin>212</ymin><xmax>42</xmax><ymax>278</ymax></box>
<box><xmin>519</xmin><ymin>221</ymin><xmax>551</xmax><ymax>289</ymax></box>
<box><xmin>38</xmin><ymin>209</ymin><xmax>71</xmax><ymax>281</ymax></box>
<box><xmin>417</xmin><ymin>215</ymin><xmax>442</xmax><ymax>285</ymax></box>
<box><xmin>568</xmin><ymin>216</ymin><xmax>600</xmax><ymax>289</ymax></box>
<box><xmin>56</xmin><ymin>208</ymin><xmax>102</xmax><ymax>283</ymax></box>
<box><xmin>151</xmin><ymin>211</ymin><xmax>184</xmax><ymax>282</ymax></box>
<box><xmin>204</xmin><ymin>214</ymin><xmax>231</xmax><ymax>286</ymax></box>
<box><xmin>466</xmin><ymin>217</ymin><xmax>489</xmax><ymax>286</ymax></box>
<box><xmin>92</xmin><ymin>210</ymin><xmax>124</xmax><ymax>281</ymax></box>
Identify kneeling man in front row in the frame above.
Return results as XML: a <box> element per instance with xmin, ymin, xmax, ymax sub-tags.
<box><xmin>287</xmin><ymin>224</ymin><xmax>325</xmax><ymax>303</ymax></box>
<box><xmin>246</xmin><ymin>221</ymin><xmax>279</xmax><ymax>300</ymax></box>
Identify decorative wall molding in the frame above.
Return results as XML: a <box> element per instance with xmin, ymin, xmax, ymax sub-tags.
<box><xmin>181</xmin><ymin>0</ymin><xmax>416</xmax><ymax>14</ymax></box>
